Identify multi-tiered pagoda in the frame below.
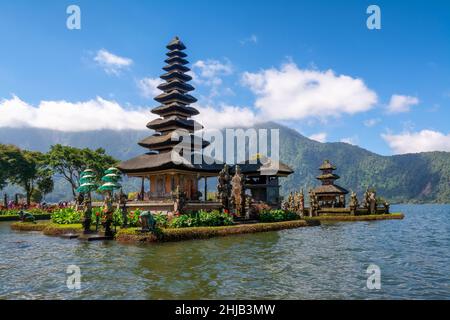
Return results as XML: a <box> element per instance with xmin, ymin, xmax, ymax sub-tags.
<box><xmin>118</xmin><ymin>37</ymin><xmax>220</xmax><ymax>201</ymax></box>
<box><xmin>312</xmin><ymin>160</ymin><xmax>348</xmax><ymax>208</ymax></box>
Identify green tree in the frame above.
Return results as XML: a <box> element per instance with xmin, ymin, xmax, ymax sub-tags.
<box><xmin>0</xmin><ymin>144</ymin><xmax>22</xmax><ymax>190</ymax></box>
<box><xmin>9</xmin><ymin>150</ymin><xmax>54</xmax><ymax>205</ymax></box>
<box><xmin>47</xmin><ymin>144</ymin><xmax>118</xmax><ymax>198</ymax></box>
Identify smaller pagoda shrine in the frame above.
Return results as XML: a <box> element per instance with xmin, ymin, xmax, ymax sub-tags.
<box><xmin>311</xmin><ymin>160</ymin><xmax>348</xmax><ymax>208</ymax></box>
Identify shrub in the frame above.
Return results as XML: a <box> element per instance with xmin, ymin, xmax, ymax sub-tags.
<box><xmin>258</xmin><ymin>209</ymin><xmax>299</xmax><ymax>223</ymax></box>
<box><xmin>169</xmin><ymin>210</ymin><xmax>234</xmax><ymax>228</ymax></box>
<box><xmin>51</xmin><ymin>208</ymin><xmax>83</xmax><ymax>224</ymax></box>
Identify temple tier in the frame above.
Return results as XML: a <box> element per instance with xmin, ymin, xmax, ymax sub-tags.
<box><xmin>117</xmin><ymin>36</ymin><xmax>217</xmax><ymax>201</ymax></box>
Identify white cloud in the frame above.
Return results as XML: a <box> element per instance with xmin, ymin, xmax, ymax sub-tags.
<box><xmin>94</xmin><ymin>49</ymin><xmax>133</xmax><ymax>75</ymax></box>
<box><xmin>0</xmin><ymin>95</ymin><xmax>257</xmax><ymax>132</ymax></box>
<box><xmin>364</xmin><ymin>118</ymin><xmax>381</xmax><ymax>127</ymax></box>
<box><xmin>340</xmin><ymin>136</ymin><xmax>359</xmax><ymax>145</ymax></box>
<box><xmin>309</xmin><ymin>132</ymin><xmax>327</xmax><ymax>143</ymax></box>
<box><xmin>195</xmin><ymin>104</ymin><xmax>258</xmax><ymax>130</ymax></box>
<box><xmin>0</xmin><ymin>95</ymin><xmax>150</xmax><ymax>132</ymax></box>
<box><xmin>241</xmin><ymin>62</ymin><xmax>377</xmax><ymax>121</ymax></box>
<box><xmin>382</xmin><ymin>130</ymin><xmax>450</xmax><ymax>154</ymax></box>
<box><xmin>386</xmin><ymin>94</ymin><xmax>419</xmax><ymax>114</ymax></box>
<box><xmin>137</xmin><ymin>77</ymin><xmax>161</xmax><ymax>98</ymax></box>
<box><xmin>191</xmin><ymin>59</ymin><xmax>233</xmax><ymax>97</ymax></box>
<box><xmin>240</xmin><ymin>34</ymin><xmax>258</xmax><ymax>45</ymax></box>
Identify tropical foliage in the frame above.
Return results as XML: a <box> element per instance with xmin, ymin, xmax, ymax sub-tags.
<box><xmin>169</xmin><ymin>210</ymin><xmax>234</xmax><ymax>228</ymax></box>
<box><xmin>51</xmin><ymin>208</ymin><xmax>83</xmax><ymax>224</ymax></box>
<box><xmin>0</xmin><ymin>143</ymin><xmax>118</xmax><ymax>204</ymax></box>
<box><xmin>258</xmin><ymin>209</ymin><xmax>299</xmax><ymax>222</ymax></box>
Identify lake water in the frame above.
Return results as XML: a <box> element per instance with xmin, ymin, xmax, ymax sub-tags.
<box><xmin>0</xmin><ymin>204</ymin><xmax>449</xmax><ymax>300</ymax></box>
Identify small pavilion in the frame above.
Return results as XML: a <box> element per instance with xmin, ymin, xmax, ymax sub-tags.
<box><xmin>312</xmin><ymin>160</ymin><xmax>348</xmax><ymax>208</ymax></box>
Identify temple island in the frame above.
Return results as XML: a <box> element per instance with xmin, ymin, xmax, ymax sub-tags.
<box><xmin>9</xmin><ymin>37</ymin><xmax>402</xmax><ymax>243</ymax></box>
<box><xmin>116</xmin><ymin>37</ymin><xmax>390</xmax><ymax>220</ymax></box>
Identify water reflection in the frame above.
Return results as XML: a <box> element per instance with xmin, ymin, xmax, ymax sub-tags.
<box><xmin>0</xmin><ymin>205</ymin><xmax>449</xmax><ymax>299</ymax></box>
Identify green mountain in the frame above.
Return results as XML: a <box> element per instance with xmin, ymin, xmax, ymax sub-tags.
<box><xmin>270</xmin><ymin>123</ymin><xmax>450</xmax><ymax>203</ymax></box>
<box><xmin>1</xmin><ymin>124</ymin><xmax>450</xmax><ymax>203</ymax></box>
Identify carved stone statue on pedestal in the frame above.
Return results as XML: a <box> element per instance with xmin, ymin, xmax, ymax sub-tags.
<box><xmin>298</xmin><ymin>189</ymin><xmax>305</xmax><ymax>217</ymax></box>
<box><xmin>172</xmin><ymin>186</ymin><xmax>186</xmax><ymax>215</ymax></box>
<box><xmin>231</xmin><ymin>165</ymin><xmax>246</xmax><ymax>217</ymax></box>
<box><xmin>369</xmin><ymin>190</ymin><xmax>377</xmax><ymax>214</ymax></box>
<box><xmin>82</xmin><ymin>193</ymin><xmax>92</xmax><ymax>233</ymax></box>
<box><xmin>119</xmin><ymin>191</ymin><xmax>128</xmax><ymax>228</ymax></box>
<box><xmin>309</xmin><ymin>189</ymin><xmax>319</xmax><ymax>217</ymax></box>
<box><xmin>217</xmin><ymin>164</ymin><xmax>231</xmax><ymax>212</ymax></box>
<box><xmin>349</xmin><ymin>191</ymin><xmax>359</xmax><ymax>215</ymax></box>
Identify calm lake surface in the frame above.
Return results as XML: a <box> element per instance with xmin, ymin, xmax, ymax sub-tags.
<box><xmin>0</xmin><ymin>204</ymin><xmax>449</xmax><ymax>300</ymax></box>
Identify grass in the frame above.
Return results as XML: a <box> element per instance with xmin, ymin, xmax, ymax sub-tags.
<box><xmin>305</xmin><ymin>213</ymin><xmax>404</xmax><ymax>222</ymax></box>
<box><xmin>11</xmin><ymin>221</ymin><xmax>83</xmax><ymax>235</ymax></box>
<box><xmin>116</xmin><ymin>219</ymin><xmax>319</xmax><ymax>243</ymax></box>
<box><xmin>10</xmin><ymin>221</ymin><xmax>50</xmax><ymax>231</ymax></box>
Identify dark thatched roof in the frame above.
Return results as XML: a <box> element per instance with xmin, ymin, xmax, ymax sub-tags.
<box><xmin>146</xmin><ymin>116</ymin><xmax>203</xmax><ymax>132</ymax></box>
<box><xmin>230</xmin><ymin>157</ymin><xmax>294</xmax><ymax>177</ymax></box>
<box><xmin>319</xmin><ymin>160</ymin><xmax>336</xmax><ymax>170</ymax></box>
<box><xmin>312</xmin><ymin>184</ymin><xmax>349</xmax><ymax>195</ymax></box>
<box><xmin>117</xmin><ymin>152</ymin><xmax>223</xmax><ymax>174</ymax></box>
<box><xmin>151</xmin><ymin>103</ymin><xmax>199</xmax><ymax>117</ymax></box>
<box><xmin>317</xmin><ymin>173</ymin><xmax>340</xmax><ymax>180</ymax></box>
<box><xmin>154</xmin><ymin>90</ymin><xmax>197</xmax><ymax>104</ymax></box>
<box><xmin>138</xmin><ymin>130</ymin><xmax>210</xmax><ymax>150</ymax></box>
<box><xmin>166</xmin><ymin>36</ymin><xmax>186</xmax><ymax>51</ymax></box>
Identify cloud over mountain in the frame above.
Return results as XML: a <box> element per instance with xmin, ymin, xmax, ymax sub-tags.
<box><xmin>0</xmin><ymin>96</ymin><xmax>150</xmax><ymax>132</ymax></box>
<box><xmin>382</xmin><ymin>129</ymin><xmax>450</xmax><ymax>154</ymax></box>
<box><xmin>241</xmin><ymin>62</ymin><xmax>377</xmax><ymax>121</ymax></box>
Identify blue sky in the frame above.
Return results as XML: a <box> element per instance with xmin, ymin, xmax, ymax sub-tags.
<box><xmin>0</xmin><ymin>0</ymin><xmax>449</xmax><ymax>155</ymax></box>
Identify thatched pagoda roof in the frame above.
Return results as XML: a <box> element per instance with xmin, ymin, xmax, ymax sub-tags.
<box><xmin>138</xmin><ymin>130</ymin><xmax>210</xmax><ymax>150</ymax></box>
<box><xmin>319</xmin><ymin>160</ymin><xmax>336</xmax><ymax>170</ymax></box>
<box><xmin>312</xmin><ymin>184</ymin><xmax>349</xmax><ymax>195</ymax></box>
<box><xmin>117</xmin><ymin>152</ymin><xmax>223</xmax><ymax>174</ymax></box>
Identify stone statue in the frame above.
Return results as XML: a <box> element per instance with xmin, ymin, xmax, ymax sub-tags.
<box><xmin>245</xmin><ymin>196</ymin><xmax>253</xmax><ymax>219</ymax></box>
<box><xmin>217</xmin><ymin>164</ymin><xmax>231</xmax><ymax>211</ymax></box>
<box><xmin>139</xmin><ymin>211</ymin><xmax>156</xmax><ymax>232</ymax></box>
<box><xmin>230</xmin><ymin>165</ymin><xmax>245</xmax><ymax>217</ymax></box>
<box><xmin>75</xmin><ymin>193</ymin><xmax>84</xmax><ymax>211</ymax></box>
<box><xmin>119</xmin><ymin>191</ymin><xmax>128</xmax><ymax>228</ymax></box>
<box><xmin>349</xmin><ymin>191</ymin><xmax>359</xmax><ymax>215</ymax></box>
<box><xmin>18</xmin><ymin>210</ymin><xmax>35</xmax><ymax>223</ymax></box>
<box><xmin>102</xmin><ymin>193</ymin><xmax>114</xmax><ymax>236</ymax></box>
<box><xmin>383</xmin><ymin>201</ymin><xmax>390</xmax><ymax>214</ymax></box>
<box><xmin>82</xmin><ymin>193</ymin><xmax>92</xmax><ymax>233</ymax></box>
<box><xmin>298</xmin><ymin>189</ymin><xmax>305</xmax><ymax>217</ymax></box>
<box><xmin>369</xmin><ymin>190</ymin><xmax>377</xmax><ymax>214</ymax></box>
<box><xmin>338</xmin><ymin>195</ymin><xmax>346</xmax><ymax>208</ymax></box>
<box><xmin>309</xmin><ymin>189</ymin><xmax>319</xmax><ymax>217</ymax></box>
<box><xmin>363</xmin><ymin>188</ymin><xmax>370</xmax><ymax>209</ymax></box>
<box><xmin>172</xmin><ymin>186</ymin><xmax>186</xmax><ymax>215</ymax></box>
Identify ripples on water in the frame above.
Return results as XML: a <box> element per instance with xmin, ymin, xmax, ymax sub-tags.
<box><xmin>0</xmin><ymin>204</ymin><xmax>449</xmax><ymax>299</ymax></box>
